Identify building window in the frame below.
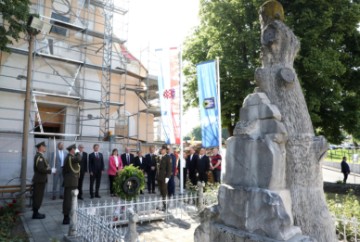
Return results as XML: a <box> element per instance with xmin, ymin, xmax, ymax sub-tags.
<box><xmin>50</xmin><ymin>12</ymin><xmax>70</xmax><ymax>36</ymax></box>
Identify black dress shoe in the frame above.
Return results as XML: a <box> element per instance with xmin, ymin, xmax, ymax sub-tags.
<box><xmin>95</xmin><ymin>195</ymin><xmax>101</xmax><ymax>198</ymax></box>
<box><xmin>63</xmin><ymin>216</ymin><xmax>70</xmax><ymax>225</ymax></box>
<box><xmin>78</xmin><ymin>196</ymin><xmax>84</xmax><ymax>200</ymax></box>
<box><xmin>90</xmin><ymin>195</ymin><xmax>94</xmax><ymax>199</ymax></box>
<box><xmin>32</xmin><ymin>212</ymin><xmax>45</xmax><ymax>219</ymax></box>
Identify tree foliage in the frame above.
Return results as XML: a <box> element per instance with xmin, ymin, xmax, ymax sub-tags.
<box><xmin>0</xmin><ymin>0</ymin><xmax>31</xmax><ymax>51</ymax></box>
<box><xmin>183</xmin><ymin>0</ymin><xmax>360</xmax><ymax>143</ymax></box>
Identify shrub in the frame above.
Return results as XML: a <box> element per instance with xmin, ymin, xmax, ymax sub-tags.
<box><xmin>327</xmin><ymin>191</ymin><xmax>360</xmax><ymax>241</ymax></box>
<box><xmin>0</xmin><ymin>199</ymin><xmax>23</xmax><ymax>241</ymax></box>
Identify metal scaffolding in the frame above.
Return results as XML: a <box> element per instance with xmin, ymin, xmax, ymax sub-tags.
<box><xmin>0</xmin><ymin>0</ymin><xmax>160</xmax><ymax>146</ymax></box>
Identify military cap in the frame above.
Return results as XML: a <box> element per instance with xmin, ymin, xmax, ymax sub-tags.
<box><xmin>35</xmin><ymin>141</ymin><xmax>46</xmax><ymax>148</ymax></box>
<box><xmin>66</xmin><ymin>144</ymin><xmax>77</xmax><ymax>151</ymax></box>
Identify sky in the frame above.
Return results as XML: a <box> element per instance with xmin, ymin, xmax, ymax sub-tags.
<box><xmin>125</xmin><ymin>0</ymin><xmax>201</xmax><ymax>136</ymax></box>
<box><xmin>126</xmin><ymin>0</ymin><xmax>200</xmax><ymax>66</ymax></box>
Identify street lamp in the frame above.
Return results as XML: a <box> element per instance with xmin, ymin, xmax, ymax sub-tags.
<box><xmin>20</xmin><ymin>15</ymin><xmax>43</xmax><ymax>210</ymax></box>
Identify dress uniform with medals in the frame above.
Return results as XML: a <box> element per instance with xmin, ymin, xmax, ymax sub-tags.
<box><xmin>32</xmin><ymin>141</ymin><xmax>52</xmax><ymax>219</ymax></box>
<box><xmin>62</xmin><ymin>144</ymin><xmax>81</xmax><ymax>225</ymax></box>
<box><xmin>156</xmin><ymin>145</ymin><xmax>172</xmax><ymax>210</ymax></box>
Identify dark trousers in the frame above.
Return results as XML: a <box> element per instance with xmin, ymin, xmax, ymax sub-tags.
<box><xmin>158</xmin><ymin>179</ymin><xmax>167</xmax><ymax>199</ymax></box>
<box><xmin>109</xmin><ymin>175</ymin><xmax>116</xmax><ymax>195</ymax></box>
<box><xmin>147</xmin><ymin>171</ymin><xmax>156</xmax><ymax>192</ymax></box>
<box><xmin>32</xmin><ymin>182</ymin><xmax>45</xmax><ymax>212</ymax></box>
<box><xmin>343</xmin><ymin>172</ymin><xmax>349</xmax><ymax>183</ymax></box>
<box><xmin>167</xmin><ymin>176</ymin><xmax>175</xmax><ymax>197</ymax></box>
<box><xmin>189</xmin><ymin>170</ymin><xmax>197</xmax><ymax>186</ymax></box>
<box><xmin>78</xmin><ymin>172</ymin><xmax>85</xmax><ymax>197</ymax></box>
<box><xmin>213</xmin><ymin>169</ymin><xmax>221</xmax><ymax>183</ymax></box>
<box><xmin>90</xmin><ymin>171</ymin><xmax>102</xmax><ymax>196</ymax></box>
<box><xmin>198</xmin><ymin>171</ymin><xmax>208</xmax><ymax>183</ymax></box>
<box><xmin>63</xmin><ymin>186</ymin><xmax>76</xmax><ymax>216</ymax></box>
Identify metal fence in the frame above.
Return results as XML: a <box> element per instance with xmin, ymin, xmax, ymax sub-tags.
<box><xmin>70</xmin><ymin>182</ymin><xmax>216</xmax><ymax>242</ymax></box>
<box><xmin>335</xmin><ymin>216</ymin><xmax>360</xmax><ymax>242</ymax></box>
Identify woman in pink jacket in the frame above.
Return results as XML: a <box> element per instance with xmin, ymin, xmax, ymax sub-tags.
<box><xmin>108</xmin><ymin>148</ymin><xmax>123</xmax><ymax>196</ymax></box>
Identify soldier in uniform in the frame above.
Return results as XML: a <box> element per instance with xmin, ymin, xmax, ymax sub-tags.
<box><xmin>32</xmin><ymin>141</ymin><xmax>52</xmax><ymax>219</ymax></box>
<box><xmin>157</xmin><ymin>145</ymin><xmax>172</xmax><ymax>210</ymax></box>
<box><xmin>62</xmin><ymin>144</ymin><xmax>81</xmax><ymax>225</ymax></box>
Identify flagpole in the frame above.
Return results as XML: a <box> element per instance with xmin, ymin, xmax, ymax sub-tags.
<box><xmin>216</xmin><ymin>57</ymin><xmax>222</xmax><ymax>153</ymax></box>
<box><xmin>179</xmin><ymin>46</ymin><xmax>184</xmax><ymax>194</ymax></box>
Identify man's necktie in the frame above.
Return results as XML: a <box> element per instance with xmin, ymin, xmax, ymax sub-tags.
<box><xmin>127</xmin><ymin>154</ymin><xmax>129</xmax><ymax>164</ymax></box>
<box><xmin>96</xmin><ymin>153</ymin><xmax>99</xmax><ymax>159</ymax></box>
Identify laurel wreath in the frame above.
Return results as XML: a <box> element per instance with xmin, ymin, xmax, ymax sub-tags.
<box><xmin>113</xmin><ymin>165</ymin><xmax>145</xmax><ymax>201</ymax></box>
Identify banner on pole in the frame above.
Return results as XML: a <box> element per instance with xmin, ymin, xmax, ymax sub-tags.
<box><xmin>155</xmin><ymin>47</ymin><xmax>181</xmax><ymax>144</ymax></box>
<box><xmin>197</xmin><ymin>60</ymin><xmax>219</xmax><ymax>148</ymax></box>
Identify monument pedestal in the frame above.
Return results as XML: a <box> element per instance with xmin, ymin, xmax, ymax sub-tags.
<box><xmin>217</xmin><ymin>184</ymin><xmax>300</xmax><ymax>241</ymax></box>
<box><xmin>209</xmin><ymin>223</ymin><xmax>314</xmax><ymax>242</ymax></box>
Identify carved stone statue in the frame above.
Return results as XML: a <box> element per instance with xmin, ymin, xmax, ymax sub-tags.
<box><xmin>194</xmin><ymin>1</ymin><xmax>336</xmax><ymax>241</ymax></box>
<box><xmin>256</xmin><ymin>1</ymin><xmax>336</xmax><ymax>241</ymax></box>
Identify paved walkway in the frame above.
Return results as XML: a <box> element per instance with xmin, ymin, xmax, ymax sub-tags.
<box><xmin>21</xmin><ymin>191</ymin><xmax>199</xmax><ymax>242</ymax></box>
<box><xmin>20</xmin><ymin>165</ymin><xmax>359</xmax><ymax>242</ymax></box>
<box><xmin>322</xmin><ymin>164</ymin><xmax>360</xmax><ymax>184</ymax></box>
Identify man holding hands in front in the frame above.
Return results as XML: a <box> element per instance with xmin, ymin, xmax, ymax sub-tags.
<box><xmin>89</xmin><ymin>144</ymin><xmax>104</xmax><ymax>198</ymax></box>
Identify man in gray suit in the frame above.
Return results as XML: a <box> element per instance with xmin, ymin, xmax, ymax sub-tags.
<box><xmin>51</xmin><ymin>142</ymin><xmax>67</xmax><ymax>200</ymax></box>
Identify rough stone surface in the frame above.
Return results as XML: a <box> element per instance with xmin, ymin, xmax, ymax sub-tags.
<box><xmin>255</xmin><ymin>15</ymin><xmax>336</xmax><ymax>242</ymax></box>
<box><xmin>195</xmin><ymin>92</ymin><xmax>305</xmax><ymax>241</ymax></box>
<box><xmin>224</xmin><ymin>135</ymin><xmax>287</xmax><ymax>190</ymax></box>
<box><xmin>217</xmin><ymin>185</ymin><xmax>300</xmax><ymax>240</ymax></box>
<box><xmin>209</xmin><ymin>223</ymin><xmax>315</xmax><ymax>242</ymax></box>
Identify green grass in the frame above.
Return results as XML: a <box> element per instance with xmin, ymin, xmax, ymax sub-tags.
<box><xmin>327</xmin><ymin>149</ymin><xmax>359</xmax><ymax>162</ymax></box>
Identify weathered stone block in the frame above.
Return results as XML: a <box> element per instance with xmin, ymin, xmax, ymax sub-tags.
<box><xmin>217</xmin><ymin>184</ymin><xmax>300</xmax><ymax>241</ymax></box>
<box><xmin>243</xmin><ymin>92</ymin><xmax>271</xmax><ymax>107</ymax></box>
<box><xmin>224</xmin><ymin>135</ymin><xmax>286</xmax><ymax>190</ymax></box>
<box><xmin>207</xmin><ymin>223</ymin><xmax>314</xmax><ymax>242</ymax></box>
<box><xmin>240</xmin><ymin>103</ymin><xmax>282</xmax><ymax>122</ymax></box>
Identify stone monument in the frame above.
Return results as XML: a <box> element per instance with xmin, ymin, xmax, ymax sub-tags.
<box><xmin>194</xmin><ymin>1</ymin><xmax>337</xmax><ymax>241</ymax></box>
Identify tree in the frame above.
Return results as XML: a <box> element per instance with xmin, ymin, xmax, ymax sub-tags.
<box><xmin>185</xmin><ymin>125</ymin><xmax>230</xmax><ymax>142</ymax></box>
<box><xmin>183</xmin><ymin>0</ymin><xmax>360</xmax><ymax>143</ymax></box>
<box><xmin>0</xmin><ymin>0</ymin><xmax>31</xmax><ymax>51</ymax></box>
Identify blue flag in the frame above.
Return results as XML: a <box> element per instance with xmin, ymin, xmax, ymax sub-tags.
<box><xmin>196</xmin><ymin>60</ymin><xmax>219</xmax><ymax>148</ymax></box>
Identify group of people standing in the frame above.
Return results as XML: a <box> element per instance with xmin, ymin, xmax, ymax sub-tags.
<box><xmin>184</xmin><ymin>147</ymin><xmax>222</xmax><ymax>187</ymax></box>
<box><xmin>31</xmin><ymin>141</ymin><xmax>222</xmax><ymax>224</ymax></box>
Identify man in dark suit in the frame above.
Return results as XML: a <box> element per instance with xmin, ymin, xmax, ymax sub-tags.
<box><xmin>145</xmin><ymin>146</ymin><xmax>157</xmax><ymax>193</ymax></box>
<box><xmin>197</xmin><ymin>148</ymin><xmax>210</xmax><ymax>183</ymax></box>
<box><xmin>133</xmin><ymin>150</ymin><xmax>146</xmax><ymax>171</ymax></box>
<box><xmin>77</xmin><ymin>144</ymin><xmax>88</xmax><ymax>200</ymax></box>
<box><xmin>89</xmin><ymin>144</ymin><xmax>104</xmax><ymax>198</ymax></box>
<box><xmin>62</xmin><ymin>144</ymin><xmax>80</xmax><ymax>224</ymax></box>
<box><xmin>32</xmin><ymin>141</ymin><xmax>52</xmax><ymax>219</ymax></box>
<box><xmin>133</xmin><ymin>150</ymin><xmax>146</xmax><ymax>194</ymax></box>
<box><xmin>167</xmin><ymin>146</ymin><xmax>177</xmax><ymax>197</ymax></box>
<box><xmin>186</xmin><ymin>146</ymin><xmax>199</xmax><ymax>186</ymax></box>
<box><xmin>121</xmin><ymin>147</ymin><xmax>134</xmax><ymax>167</ymax></box>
